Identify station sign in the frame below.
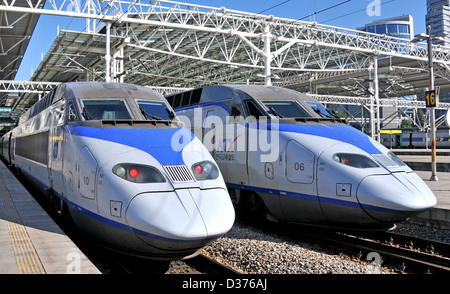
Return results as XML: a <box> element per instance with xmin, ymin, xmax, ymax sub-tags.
<box><xmin>425</xmin><ymin>90</ymin><xmax>438</xmax><ymax>108</ymax></box>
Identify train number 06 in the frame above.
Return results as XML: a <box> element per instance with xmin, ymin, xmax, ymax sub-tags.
<box><xmin>294</xmin><ymin>162</ymin><xmax>304</xmax><ymax>171</ymax></box>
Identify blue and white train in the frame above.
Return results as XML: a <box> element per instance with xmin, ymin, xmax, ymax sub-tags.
<box><xmin>380</xmin><ymin>129</ymin><xmax>450</xmax><ymax>149</ymax></box>
<box><xmin>166</xmin><ymin>85</ymin><xmax>436</xmax><ymax>230</ymax></box>
<box><xmin>0</xmin><ymin>82</ymin><xmax>234</xmax><ymax>259</ymax></box>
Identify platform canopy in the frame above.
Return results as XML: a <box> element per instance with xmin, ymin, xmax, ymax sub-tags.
<box><xmin>1</xmin><ymin>0</ymin><xmax>450</xmax><ymax>117</ymax></box>
<box><xmin>0</xmin><ymin>0</ymin><xmax>45</xmax><ymax>114</ymax></box>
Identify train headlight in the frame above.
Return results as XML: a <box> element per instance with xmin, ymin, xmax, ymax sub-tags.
<box><xmin>112</xmin><ymin>164</ymin><xmax>166</xmax><ymax>183</ymax></box>
<box><xmin>332</xmin><ymin>153</ymin><xmax>379</xmax><ymax>168</ymax></box>
<box><xmin>192</xmin><ymin>161</ymin><xmax>219</xmax><ymax>181</ymax></box>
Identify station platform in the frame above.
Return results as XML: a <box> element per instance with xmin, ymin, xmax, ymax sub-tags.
<box><xmin>407</xmin><ymin>170</ymin><xmax>450</xmax><ymax>229</ymax></box>
<box><xmin>393</xmin><ymin>149</ymin><xmax>450</xmax><ymax>229</ymax></box>
<box><xmin>396</xmin><ymin>149</ymin><xmax>450</xmax><ymax>172</ymax></box>
<box><xmin>0</xmin><ymin>162</ymin><xmax>100</xmax><ymax>274</ymax></box>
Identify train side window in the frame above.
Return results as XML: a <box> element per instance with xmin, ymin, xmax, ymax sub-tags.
<box><xmin>231</xmin><ymin>106</ymin><xmax>241</xmax><ymax>117</ymax></box>
<box><xmin>173</xmin><ymin>94</ymin><xmax>182</xmax><ymax>109</ymax></box>
<box><xmin>190</xmin><ymin>88</ymin><xmax>202</xmax><ymax>105</ymax></box>
<box><xmin>181</xmin><ymin>92</ymin><xmax>191</xmax><ymax>107</ymax></box>
<box><xmin>229</xmin><ymin>105</ymin><xmax>244</xmax><ymax>123</ymax></box>
<box><xmin>166</xmin><ymin>96</ymin><xmax>174</xmax><ymax>107</ymax></box>
<box><xmin>244</xmin><ymin>100</ymin><xmax>265</xmax><ymax>119</ymax></box>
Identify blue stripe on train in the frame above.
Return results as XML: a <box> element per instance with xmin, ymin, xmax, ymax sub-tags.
<box><xmin>63</xmin><ymin>125</ymin><xmax>194</xmax><ymax>165</ymax></box>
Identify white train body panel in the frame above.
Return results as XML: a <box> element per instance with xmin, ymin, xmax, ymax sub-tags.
<box><xmin>1</xmin><ymin>82</ymin><xmax>234</xmax><ymax>259</ymax></box>
<box><xmin>167</xmin><ymin>85</ymin><xmax>436</xmax><ymax>229</ymax></box>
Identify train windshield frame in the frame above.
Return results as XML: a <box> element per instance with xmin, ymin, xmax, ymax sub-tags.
<box><xmin>80</xmin><ymin>99</ymin><xmax>132</xmax><ymax>120</ymax></box>
<box><xmin>136</xmin><ymin>100</ymin><xmax>174</xmax><ymax>121</ymax></box>
<box><xmin>261</xmin><ymin>101</ymin><xmax>312</xmax><ymax>118</ymax></box>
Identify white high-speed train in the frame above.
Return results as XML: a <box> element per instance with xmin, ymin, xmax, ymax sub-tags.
<box><xmin>0</xmin><ymin>82</ymin><xmax>235</xmax><ymax>259</ymax></box>
<box><xmin>166</xmin><ymin>85</ymin><xmax>436</xmax><ymax>230</ymax></box>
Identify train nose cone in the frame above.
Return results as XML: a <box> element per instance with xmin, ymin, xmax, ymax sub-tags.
<box><xmin>356</xmin><ymin>172</ymin><xmax>436</xmax><ymax>223</ymax></box>
<box><xmin>125</xmin><ymin>188</ymin><xmax>234</xmax><ymax>251</ymax></box>
<box><xmin>125</xmin><ymin>190</ymin><xmax>208</xmax><ymax>250</ymax></box>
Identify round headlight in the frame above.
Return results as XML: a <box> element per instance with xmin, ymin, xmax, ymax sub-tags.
<box><xmin>192</xmin><ymin>161</ymin><xmax>219</xmax><ymax>181</ymax></box>
<box><xmin>113</xmin><ymin>164</ymin><xmax>166</xmax><ymax>183</ymax></box>
<box><xmin>115</xmin><ymin>166</ymin><xmax>126</xmax><ymax>178</ymax></box>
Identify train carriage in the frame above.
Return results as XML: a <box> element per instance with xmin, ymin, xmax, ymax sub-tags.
<box><xmin>167</xmin><ymin>85</ymin><xmax>436</xmax><ymax>230</ymax></box>
<box><xmin>1</xmin><ymin>82</ymin><xmax>235</xmax><ymax>259</ymax></box>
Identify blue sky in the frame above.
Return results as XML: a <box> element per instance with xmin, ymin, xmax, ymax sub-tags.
<box><xmin>14</xmin><ymin>0</ymin><xmax>427</xmax><ymax>81</ymax></box>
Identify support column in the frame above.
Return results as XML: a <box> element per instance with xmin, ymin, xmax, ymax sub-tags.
<box><xmin>369</xmin><ymin>61</ymin><xmax>375</xmax><ymax>139</ymax></box>
<box><xmin>369</xmin><ymin>57</ymin><xmax>380</xmax><ymax>141</ymax></box>
<box><xmin>119</xmin><ymin>47</ymin><xmax>124</xmax><ymax>83</ymax></box>
<box><xmin>374</xmin><ymin>57</ymin><xmax>380</xmax><ymax>142</ymax></box>
<box><xmin>263</xmin><ymin>24</ymin><xmax>272</xmax><ymax>86</ymax></box>
<box><xmin>105</xmin><ymin>21</ymin><xmax>111</xmax><ymax>82</ymax></box>
<box><xmin>427</xmin><ymin>25</ymin><xmax>438</xmax><ymax>181</ymax></box>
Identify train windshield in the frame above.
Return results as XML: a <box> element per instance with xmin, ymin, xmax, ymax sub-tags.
<box><xmin>306</xmin><ymin>102</ymin><xmax>335</xmax><ymax>118</ymax></box>
<box><xmin>81</xmin><ymin>99</ymin><xmax>132</xmax><ymax>120</ymax></box>
<box><xmin>137</xmin><ymin>100</ymin><xmax>175</xmax><ymax>120</ymax></box>
<box><xmin>262</xmin><ymin>101</ymin><xmax>312</xmax><ymax>118</ymax></box>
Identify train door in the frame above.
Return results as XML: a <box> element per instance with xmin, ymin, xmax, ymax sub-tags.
<box><xmin>202</xmin><ymin>108</ymin><xmax>218</xmax><ymax>160</ymax></box>
<box><xmin>223</xmin><ymin>104</ymin><xmax>248</xmax><ymax>185</ymax></box>
<box><xmin>48</xmin><ymin>102</ymin><xmax>65</xmax><ymax>194</ymax></box>
<box><xmin>8</xmin><ymin>133</ymin><xmax>13</xmax><ymax>164</ymax></box>
<box><xmin>78</xmin><ymin>146</ymin><xmax>97</xmax><ymax>200</ymax></box>
<box><xmin>395</xmin><ymin>134</ymin><xmax>402</xmax><ymax>148</ymax></box>
<box><xmin>279</xmin><ymin>140</ymin><xmax>321</xmax><ymax>222</ymax></box>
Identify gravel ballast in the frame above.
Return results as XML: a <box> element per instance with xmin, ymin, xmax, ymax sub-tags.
<box><xmin>201</xmin><ymin>224</ymin><xmax>395</xmax><ymax>274</ymax></box>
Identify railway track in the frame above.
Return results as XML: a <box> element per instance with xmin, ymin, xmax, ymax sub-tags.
<box><xmin>303</xmin><ymin>230</ymin><xmax>450</xmax><ymax>274</ymax></box>
<box><xmin>334</xmin><ymin>230</ymin><xmax>450</xmax><ymax>273</ymax></box>
<box><xmin>236</xmin><ymin>216</ymin><xmax>450</xmax><ymax>274</ymax></box>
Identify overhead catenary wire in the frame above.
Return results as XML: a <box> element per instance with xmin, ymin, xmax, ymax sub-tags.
<box><xmin>298</xmin><ymin>0</ymin><xmax>352</xmax><ymax>21</ymax></box>
<box><xmin>322</xmin><ymin>0</ymin><xmax>397</xmax><ymax>23</ymax></box>
<box><xmin>258</xmin><ymin>0</ymin><xmax>293</xmax><ymax>14</ymax></box>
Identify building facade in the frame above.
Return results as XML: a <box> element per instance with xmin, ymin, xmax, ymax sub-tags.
<box><xmin>357</xmin><ymin>15</ymin><xmax>414</xmax><ymax>40</ymax></box>
<box><xmin>426</xmin><ymin>0</ymin><xmax>450</xmax><ymax>46</ymax></box>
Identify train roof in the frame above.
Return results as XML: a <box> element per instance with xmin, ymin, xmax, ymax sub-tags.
<box><xmin>167</xmin><ymin>84</ymin><xmax>319</xmax><ymax>104</ymax></box>
<box><xmin>64</xmin><ymin>82</ymin><xmax>164</xmax><ymax>100</ymax></box>
<box><xmin>17</xmin><ymin>82</ymin><xmax>167</xmax><ymax>124</ymax></box>
<box><xmin>223</xmin><ymin>85</ymin><xmax>318</xmax><ymax>102</ymax></box>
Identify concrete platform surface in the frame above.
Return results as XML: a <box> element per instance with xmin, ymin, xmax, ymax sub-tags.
<box><xmin>0</xmin><ymin>163</ymin><xmax>100</xmax><ymax>274</ymax></box>
<box><xmin>410</xmin><ymin>170</ymin><xmax>450</xmax><ymax>229</ymax></box>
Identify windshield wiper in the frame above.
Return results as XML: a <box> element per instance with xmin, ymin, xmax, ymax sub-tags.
<box><xmin>268</xmin><ymin>106</ymin><xmax>284</xmax><ymax>118</ymax></box>
<box><xmin>139</xmin><ymin>106</ymin><xmax>163</xmax><ymax>120</ymax></box>
<box><xmin>82</xmin><ymin>108</ymin><xmax>95</xmax><ymax>120</ymax></box>
<box><xmin>166</xmin><ymin>108</ymin><xmax>175</xmax><ymax>120</ymax></box>
<box><xmin>313</xmin><ymin>107</ymin><xmax>338</xmax><ymax>119</ymax></box>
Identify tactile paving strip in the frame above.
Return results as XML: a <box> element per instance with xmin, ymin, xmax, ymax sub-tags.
<box><xmin>0</xmin><ymin>178</ymin><xmax>45</xmax><ymax>274</ymax></box>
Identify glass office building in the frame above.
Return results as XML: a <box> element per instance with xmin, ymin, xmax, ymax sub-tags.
<box><xmin>426</xmin><ymin>0</ymin><xmax>450</xmax><ymax>47</ymax></box>
<box><xmin>357</xmin><ymin>15</ymin><xmax>414</xmax><ymax>40</ymax></box>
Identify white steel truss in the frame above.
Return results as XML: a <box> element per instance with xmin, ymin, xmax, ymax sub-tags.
<box><xmin>0</xmin><ymin>80</ymin><xmax>60</xmax><ymax>94</ymax></box>
<box><xmin>1</xmin><ymin>1</ymin><xmax>450</xmax><ymax>71</ymax></box>
<box><xmin>2</xmin><ymin>0</ymin><xmax>450</xmax><ymax>87</ymax></box>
